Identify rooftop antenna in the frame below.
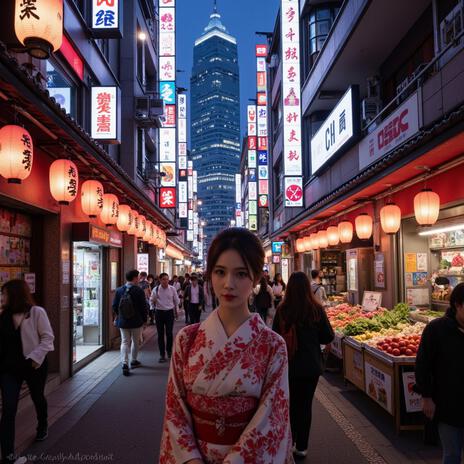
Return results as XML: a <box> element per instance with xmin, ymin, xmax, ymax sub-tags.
<box><xmin>213</xmin><ymin>0</ymin><xmax>218</xmax><ymax>13</ymax></box>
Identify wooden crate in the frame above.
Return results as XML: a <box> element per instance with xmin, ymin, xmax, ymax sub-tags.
<box><xmin>343</xmin><ymin>338</ymin><xmax>365</xmax><ymax>391</ymax></box>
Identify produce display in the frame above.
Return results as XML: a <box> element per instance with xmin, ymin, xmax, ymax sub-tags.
<box><xmin>326</xmin><ymin>304</ymin><xmax>386</xmax><ymax>332</ymax></box>
<box><xmin>374</xmin><ymin>333</ymin><xmax>422</xmax><ymax>357</ymax></box>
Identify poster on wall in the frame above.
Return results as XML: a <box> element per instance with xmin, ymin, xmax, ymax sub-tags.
<box><xmin>362</xmin><ymin>291</ymin><xmax>382</xmax><ymax>312</ymax></box>
<box><xmin>405</xmin><ymin>253</ymin><xmax>417</xmax><ymax>273</ymax></box>
<box><xmin>406</xmin><ymin>288</ymin><xmax>429</xmax><ymax>306</ymax></box>
<box><xmin>416</xmin><ymin>253</ymin><xmax>428</xmax><ymax>272</ymax></box>
<box><xmin>374</xmin><ymin>252</ymin><xmax>385</xmax><ymax>289</ymax></box>
<box><xmin>412</xmin><ymin>272</ymin><xmax>428</xmax><ymax>286</ymax></box>
<box><xmin>402</xmin><ymin>371</ymin><xmax>423</xmax><ymax>413</ymax></box>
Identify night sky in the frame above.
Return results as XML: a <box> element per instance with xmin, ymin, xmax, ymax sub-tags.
<box><xmin>176</xmin><ymin>0</ymin><xmax>280</xmax><ymax>140</ymax></box>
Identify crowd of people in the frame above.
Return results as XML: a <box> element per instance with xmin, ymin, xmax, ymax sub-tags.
<box><xmin>0</xmin><ymin>227</ymin><xmax>463</xmax><ymax>463</ymax></box>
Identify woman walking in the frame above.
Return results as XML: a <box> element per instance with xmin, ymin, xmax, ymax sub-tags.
<box><xmin>159</xmin><ymin>228</ymin><xmax>293</xmax><ymax>463</ymax></box>
<box><xmin>272</xmin><ymin>273</ymin><xmax>287</xmax><ymax>308</ymax></box>
<box><xmin>253</xmin><ymin>276</ymin><xmax>274</xmax><ymax>324</ymax></box>
<box><xmin>0</xmin><ymin>279</ymin><xmax>54</xmax><ymax>464</ymax></box>
<box><xmin>273</xmin><ymin>271</ymin><xmax>334</xmax><ymax>459</ymax></box>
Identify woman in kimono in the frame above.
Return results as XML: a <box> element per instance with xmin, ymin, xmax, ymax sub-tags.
<box><xmin>160</xmin><ymin>228</ymin><xmax>293</xmax><ymax>464</ymax></box>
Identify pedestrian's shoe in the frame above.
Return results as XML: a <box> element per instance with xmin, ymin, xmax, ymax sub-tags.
<box><xmin>167</xmin><ymin>352</ymin><xmax>172</xmax><ymax>359</ymax></box>
<box><xmin>14</xmin><ymin>457</ymin><xmax>28</xmax><ymax>464</ymax></box>
<box><xmin>122</xmin><ymin>363</ymin><xmax>130</xmax><ymax>376</ymax></box>
<box><xmin>159</xmin><ymin>356</ymin><xmax>167</xmax><ymax>363</ymax></box>
<box><xmin>130</xmin><ymin>360</ymin><xmax>141</xmax><ymax>368</ymax></box>
<box><xmin>35</xmin><ymin>426</ymin><xmax>48</xmax><ymax>441</ymax></box>
<box><xmin>293</xmin><ymin>448</ymin><xmax>307</xmax><ymax>459</ymax></box>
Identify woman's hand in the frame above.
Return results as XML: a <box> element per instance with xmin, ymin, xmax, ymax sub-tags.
<box><xmin>31</xmin><ymin>360</ymin><xmax>40</xmax><ymax>369</ymax></box>
<box><xmin>422</xmin><ymin>397</ymin><xmax>436</xmax><ymax>420</ymax></box>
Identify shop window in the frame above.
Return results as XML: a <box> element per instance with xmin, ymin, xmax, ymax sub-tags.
<box><xmin>73</xmin><ymin>243</ymin><xmax>103</xmax><ymax>364</ymax></box>
<box><xmin>46</xmin><ymin>61</ymin><xmax>77</xmax><ymax>118</ymax></box>
<box><xmin>0</xmin><ymin>208</ymin><xmax>32</xmax><ymax>290</ymax></box>
<box><xmin>137</xmin><ymin>128</ymin><xmax>146</xmax><ymax>175</ymax></box>
<box><xmin>438</xmin><ymin>0</ymin><xmax>464</xmax><ymax>63</ymax></box>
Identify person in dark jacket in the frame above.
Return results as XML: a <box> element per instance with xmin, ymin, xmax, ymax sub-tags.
<box><xmin>273</xmin><ymin>271</ymin><xmax>334</xmax><ymax>459</ymax></box>
<box><xmin>183</xmin><ymin>275</ymin><xmax>205</xmax><ymax>324</ymax></box>
<box><xmin>415</xmin><ymin>283</ymin><xmax>464</xmax><ymax>464</ymax></box>
<box><xmin>112</xmin><ymin>270</ymin><xmax>149</xmax><ymax>376</ymax></box>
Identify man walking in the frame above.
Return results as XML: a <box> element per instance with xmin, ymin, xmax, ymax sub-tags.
<box><xmin>138</xmin><ymin>271</ymin><xmax>154</xmax><ymax>325</ymax></box>
<box><xmin>150</xmin><ymin>273</ymin><xmax>180</xmax><ymax>363</ymax></box>
<box><xmin>311</xmin><ymin>269</ymin><xmax>329</xmax><ymax>308</ymax></box>
<box><xmin>112</xmin><ymin>270</ymin><xmax>148</xmax><ymax>376</ymax></box>
<box><xmin>183</xmin><ymin>274</ymin><xmax>205</xmax><ymax>324</ymax></box>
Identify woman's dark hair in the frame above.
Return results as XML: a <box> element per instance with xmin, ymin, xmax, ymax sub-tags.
<box><xmin>277</xmin><ymin>271</ymin><xmax>323</xmax><ymax>328</ymax></box>
<box><xmin>205</xmin><ymin>228</ymin><xmax>264</xmax><ymax>284</ymax></box>
<box><xmin>273</xmin><ymin>273</ymin><xmax>286</xmax><ymax>290</ymax></box>
<box><xmin>2</xmin><ymin>279</ymin><xmax>35</xmax><ymax>314</ymax></box>
<box><xmin>258</xmin><ymin>276</ymin><xmax>268</xmax><ymax>295</ymax></box>
<box><xmin>448</xmin><ymin>282</ymin><xmax>464</xmax><ymax>317</ymax></box>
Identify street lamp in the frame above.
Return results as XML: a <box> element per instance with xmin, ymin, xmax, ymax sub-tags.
<box><xmin>197</xmin><ymin>200</ymin><xmax>203</xmax><ymax>206</ymax></box>
<box><xmin>138</xmin><ymin>31</ymin><xmax>147</xmax><ymax>41</ymax></box>
<box><xmin>201</xmin><ymin>221</ymin><xmax>206</xmax><ymax>227</ymax></box>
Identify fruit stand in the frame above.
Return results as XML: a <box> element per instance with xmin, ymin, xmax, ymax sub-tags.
<box><xmin>337</xmin><ymin>303</ymin><xmax>433</xmax><ymax>433</ymax></box>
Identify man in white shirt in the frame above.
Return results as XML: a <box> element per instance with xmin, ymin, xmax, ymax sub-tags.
<box><xmin>150</xmin><ymin>272</ymin><xmax>180</xmax><ymax>363</ymax></box>
<box><xmin>183</xmin><ymin>274</ymin><xmax>205</xmax><ymax>324</ymax></box>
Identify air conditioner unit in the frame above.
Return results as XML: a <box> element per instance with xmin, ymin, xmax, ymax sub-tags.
<box><xmin>135</xmin><ymin>97</ymin><xmax>164</xmax><ymax>127</ymax></box>
<box><xmin>361</xmin><ymin>98</ymin><xmax>381</xmax><ymax>123</ymax></box>
<box><xmin>150</xmin><ymin>97</ymin><xmax>164</xmax><ymax>116</ymax></box>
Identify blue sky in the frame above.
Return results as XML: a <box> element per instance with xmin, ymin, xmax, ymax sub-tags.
<box><xmin>176</xmin><ymin>0</ymin><xmax>280</xmax><ymax>139</ymax></box>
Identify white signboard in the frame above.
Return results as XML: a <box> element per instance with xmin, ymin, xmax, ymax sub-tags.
<box><xmin>159</xmin><ymin>128</ymin><xmax>176</xmax><ymax>162</ymax></box>
<box><xmin>365</xmin><ymin>361</ymin><xmax>393</xmax><ymax>414</ymax></box>
<box><xmin>284</xmin><ymin>176</ymin><xmax>303</xmax><ymax>207</ymax></box>
<box><xmin>179</xmin><ymin>203</ymin><xmax>188</xmax><ymax>218</ymax></box>
<box><xmin>160</xmin><ymin>32</ymin><xmax>175</xmax><ymax>56</ymax></box>
<box><xmin>178</xmin><ymin>94</ymin><xmax>187</xmax><ymax>118</ymax></box>
<box><xmin>137</xmin><ymin>254</ymin><xmax>149</xmax><ymax>274</ymax></box>
<box><xmin>91</xmin><ymin>86</ymin><xmax>118</xmax><ymax>141</ymax></box>
<box><xmin>248</xmin><ymin>150</ymin><xmax>257</xmax><ymax>168</ymax></box>
<box><xmin>159</xmin><ymin>56</ymin><xmax>176</xmax><ymax>81</ymax></box>
<box><xmin>311</xmin><ymin>87</ymin><xmax>356</xmax><ymax>174</ymax></box>
<box><xmin>178</xmin><ymin>181</ymin><xmax>188</xmax><ymax>202</ymax></box>
<box><xmin>359</xmin><ymin>92</ymin><xmax>420</xmax><ymax>170</ymax></box>
<box><xmin>92</xmin><ymin>0</ymin><xmax>119</xmax><ymax>30</ymax></box>
<box><xmin>178</xmin><ymin>118</ymin><xmax>187</xmax><ymax>143</ymax></box>
<box><xmin>249</xmin><ymin>182</ymin><xmax>257</xmax><ymax>201</ymax></box>
<box><xmin>235</xmin><ymin>174</ymin><xmax>241</xmax><ymax>203</ymax></box>
<box><xmin>160</xmin><ymin>162</ymin><xmax>176</xmax><ymax>186</ymax></box>
<box><xmin>362</xmin><ymin>291</ymin><xmax>383</xmax><ymax>312</ymax></box>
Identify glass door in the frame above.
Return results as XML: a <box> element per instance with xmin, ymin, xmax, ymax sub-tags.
<box><xmin>73</xmin><ymin>243</ymin><xmax>103</xmax><ymax>364</ymax></box>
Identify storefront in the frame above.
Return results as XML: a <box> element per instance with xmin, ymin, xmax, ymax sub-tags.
<box><xmin>71</xmin><ymin>223</ymin><xmax>122</xmax><ymax>368</ymax></box>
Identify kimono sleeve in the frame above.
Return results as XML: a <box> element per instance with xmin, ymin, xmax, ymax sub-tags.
<box><xmin>224</xmin><ymin>335</ymin><xmax>293</xmax><ymax>464</ymax></box>
<box><xmin>159</xmin><ymin>327</ymin><xmax>202</xmax><ymax>464</ymax></box>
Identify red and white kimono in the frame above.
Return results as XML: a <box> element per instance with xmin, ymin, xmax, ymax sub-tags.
<box><xmin>159</xmin><ymin>310</ymin><xmax>294</xmax><ymax>464</ymax></box>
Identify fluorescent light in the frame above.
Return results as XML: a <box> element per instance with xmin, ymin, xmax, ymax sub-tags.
<box><xmin>418</xmin><ymin>223</ymin><xmax>464</xmax><ymax>236</ymax></box>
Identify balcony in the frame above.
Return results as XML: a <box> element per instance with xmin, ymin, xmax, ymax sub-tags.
<box><xmin>135</xmin><ymin>96</ymin><xmax>164</xmax><ymax>128</ymax></box>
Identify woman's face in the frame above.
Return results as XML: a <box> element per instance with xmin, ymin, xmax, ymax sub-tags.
<box><xmin>456</xmin><ymin>302</ymin><xmax>464</xmax><ymax>328</ymax></box>
<box><xmin>211</xmin><ymin>249</ymin><xmax>254</xmax><ymax>311</ymax></box>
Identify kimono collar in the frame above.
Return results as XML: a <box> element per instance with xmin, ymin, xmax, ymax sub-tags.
<box><xmin>203</xmin><ymin>310</ymin><xmax>266</xmax><ymax>347</ymax></box>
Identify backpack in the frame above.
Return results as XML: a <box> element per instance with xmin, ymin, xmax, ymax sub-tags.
<box><xmin>254</xmin><ymin>289</ymin><xmax>271</xmax><ymax>309</ymax></box>
<box><xmin>279</xmin><ymin>314</ymin><xmax>298</xmax><ymax>361</ymax></box>
<box><xmin>119</xmin><ymin>286</ymin><xmax>136</xmax><ymax>319</ymax></box>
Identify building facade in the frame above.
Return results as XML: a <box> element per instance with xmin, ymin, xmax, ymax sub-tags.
<box><xmin>190</xmin><ymin>4</ymin><xmax>241</xmax><ymax>252</ymax></box>
<box><xmin>265</xmin><ymin>0</ymin><xmax>464</xmax><ymax>310</ymax></box>
<box><xmin>0</xmin><ymin>0</ymin><xmax>191</xmax><ymax>385</ymax></box>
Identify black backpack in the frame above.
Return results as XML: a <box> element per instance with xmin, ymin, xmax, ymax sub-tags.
<box><xmin>254</xmin><ymin>289</ymin><xmax>271</xmax><ymax>309</ymax></box>
<box><xmin>119</xmin><ymin>286</ymin><xmax>136</xmax><ymax>319</ymax></box>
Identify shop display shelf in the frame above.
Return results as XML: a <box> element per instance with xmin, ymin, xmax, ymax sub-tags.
<box><xmin>430</xmin><ymin>300</ymin><xmax>449</xmax><ymax>306</ymax></box>
<box><xmin>363</xmin><ymin>344</ymin><xmax>416</xmax><ymax>365</ymax></box>
<box><xmin>430</xmin><ymin>245</ymin><xmax>464</xmax><ymax>251</ymax></box>
<box><xmin>344</xmin><ymin>336</ymin><xmax>363</xmax><ymax>350</ymax></box>
<box><xmin>330</xmin><ymin>332</ymin><xmax>344</xmax><ymax>359</ymax></box>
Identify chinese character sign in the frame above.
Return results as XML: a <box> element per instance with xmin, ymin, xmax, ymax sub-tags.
<box><xmin>92</xmin><ymin>0</ymin><xmax>120</xmax><ymax>34</ymax></box>
<box><xmin>91</xmin><ymin>86</ymin><xmax>119</xmax><ymax>141</ymax></box>
<box><xmin>160</xmin><ymin>188</ymin><xmax>176</xmax><ymax>208</ymax></box>
<box><xmin>281</xmin><ymin>0</ymin><xmax>303</xmax><ymax>203</ymax></box>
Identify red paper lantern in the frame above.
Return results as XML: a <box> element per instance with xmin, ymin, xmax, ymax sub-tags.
<box><xmin>80</xmin><ymin>180</ymin><xmax>104</xmax><ymax>218</ymax></box>
<box><xmin>128</xmin><ymin>210</ymin><xmax>139</xmax><ymax>236</ymax></box>
<box><xmin>414</xmin><ymin>189</ymin><xmax>440</xmax><ymax>226</ymax></box>
<box><xmin>303</xmin><ymin>236</ymin><xmax>312</xmax><ymax>252</ymax></box>
<box><xmin>49</xmin><ymin>159</ymin><xmax>79</xmax><ymax>205</ymax></box>
<box><xmin>117</xmin><ymin>205</ymin><xmax>132</xmax><ymax>232</ymax></box>
<box><xmin>100</xmin><ymin>193</ymin><xmax>119</xmax><ymax>226</ymax></box>
<box><xmin>0</xmin><ymin>125</ymin><xmax>34</xmax><ymax>183</ymax></box>
<box><xmin>310</xmin><ymin>233</ymin><xmax>319</xmax><ymax>250</ymax></box>
<box><xmin>327</xmin><ymin>226</ymin><xmax>340</xmax><ymax>246</ymax></box>
<box><xmin>338</xmin><ymin>221</ymin><xmax>353</xmax><ymax>243</ymax></box>
<box><xmin>137</xmin><ymin>215</ymin><xmax>147</xmax><ymax>239</ymax></box>
<box><xmin>355</xmin><ymin>213</ymin><xmax>373</xmax><ymax>240</ymax></box>
<box><xmin>380</xmin><ymin>203</ymin><xmax>401</xmax><ymax>234</ymax></box>
<box><xmin>15</xmin><ymin>0</ymin><xmax>63</xmax><ymax>59</ymax></box>
<box><xmin>317</xmin><ymin>230</ymin><xmax>328</xmax><ymax>249</ymax></box>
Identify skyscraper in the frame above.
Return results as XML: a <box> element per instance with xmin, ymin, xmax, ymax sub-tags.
<box><xmin>190</xmin><ymin>1</ymin><xmax>241</xmax><ymax>254</ymax></box>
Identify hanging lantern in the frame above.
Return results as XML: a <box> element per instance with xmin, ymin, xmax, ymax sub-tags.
<box><xmin>128</xmin><ymin>210</ymin><xmax>139</xmax><ymax>236</ymax></box>
<box><xmin>137</xmin><ymin>215</ymin><xmax>147</xmax><ymax>239</ymax></box>
<box><xmin>0</xmin><ymin>125</ymin><xmax>34</xmax><ymax>184</ymax></box>
<box><xmin>414</xmin><ymin>189</ymin><xmax>440</xmax><ymax>226</ymax></box>
<box><xmin>296</xmin><ymin>238</ymin><xmax>305</xmax><ymax>253</ymax></box>
<box><xmin>143</xmin><ymin>220</ymin><xmax>151</xmax><ymax>242</ymax></box>
<box><xmin>100</xmin><ymin>193</ymin><xmax>119</xmax><ymax>226</ymax></box>
<box><xmin>80</xmin><ymin>180</ymin><xmax>104</xmax><ymax>218</ymax></box>
<box><xmin>116</xmin><ymin>205</ymin><xmax>132</xmax><ymax>232</ymax></box>
<box><xmin>318</xmin><ymin>230</ymin><xmax>328</xmax><ymax>249</ymax></box>
<box><xmin>49</xmin><ymin>158</ymin><xmax>79</xmax><ymax>205</ymax></box>
<box><xmin>380</xmin><ymin>202</ymin><xmax>401</xmax><ymax>234</ymax></box>
<box><xmin>355</xmin><ymin>213</ymin><xmax>373</xmax><ymax>240</ymax></box>
<box><xmin>310</xmin><ymin>233</ymin><xmax>319</xmax><ymax>250</ymax></box>
<box><xmin>14</xmin><ymin>0</ymin><xmax>63</xmax><ymax>59</ymax></box>
<box><xmin>338</xmin><ymin>221</ymin><xmax>353</xmax><ymax>243</ymax></box>
<box><xmin>327</xmin><ymin>226</ymin><xmax>340</xmax><ymax>246</ymax></box>
<box><xmin>302</xmin><ymin>236</ymin><xmax>311</xmax><ymax>252</ymax></box>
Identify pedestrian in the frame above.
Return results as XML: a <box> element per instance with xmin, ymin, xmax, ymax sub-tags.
<box><xmin>0</xmin><ymin>279</ymin><xmax>55</xmax><ymax>464</ymax></box>
<box><xmin>414</xmin><ymin>282</ymin><xmax>464</xmax><ymax>464</ymax></box>
<box><xmin>150</xmin><ymin>273</ymin><xmax>179</xmax><ymax>363</ymax></box>
<box><xmin>273</xmin><ymin>271</ymin><xmax>334</xmax><ymax>459</ymax></box>
<box><xmin>203</xmin><ymin>280</ymin><xmax>214</xmax><ymax>313</ymax></box>
<box><xmin>183</xmin><ymin>274</ymin><xmax>205</xmax><ymax>324</ymax></box>
<box><xmin>146</xmin><ymin>274</ymin><xmax>156</xmax><ymax>325</ymax></box>
<box><xmin>171</xmin><ymin>275</ymin><xmax>181</xmax><ymax>293</ymax></box>
<box><xmin>112</xmin><ymin>270</ymin><xmax>148</xmax><ymax>376</ymax></box>
<box><xmin>310</xmin><ymin>269</ymin><xmax>329</xmax><ymax>308</ymax></box>
<box><xmin>159</xmin><ymin>227</ymin><xmax>293</xmax><ymax>463</ymax></box>
<box><xmin>252</xmin><ymin>276</ymin><xmax>274</xmax><ymax>324</ymax></box>
<box><xmin>182</xmin><ymin>273</ymin><xmax>191</xmax><ymax>324</ymax></box>
<box><xmin>263</xmin><ymin>269</ymin><xmax>272</xmax><ymax>286</ymax></box>
<box><xmin>272</xmin><ymin>272</ymin><xmax>287</xmax><ymax>308</ymax></box>
<box><xmin>138</xmin><ymin>271</ymin><xmax>151</xmax><ymax>324</ymax></box>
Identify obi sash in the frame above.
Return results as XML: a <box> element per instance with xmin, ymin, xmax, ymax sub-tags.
<box><xmin>187</xmin><ymin>392</ymin><xmax>258</xmax><ymax>446</ymax></box>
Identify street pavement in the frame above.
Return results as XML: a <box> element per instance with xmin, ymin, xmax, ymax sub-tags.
<box><xmin>18</xmin><ymin>319</ymin><xmax>442</xmax><ymax>464</ymax></box>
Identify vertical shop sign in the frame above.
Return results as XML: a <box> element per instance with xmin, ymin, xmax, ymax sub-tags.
<box><xmin>91</xmin><ymin>86</ymin><xmax>121</xmax><ymax>143</ymax></box>
<box><xmin>177</xmin><ymin>93</ymin><xmax>187</xmax><ymax>217</ymax></box>
<box><xmin>281</xmin><ymin>0</ymin><xmax>303</xmax><ymax>207</ymax></box>
<box><xmin>92</xmin><ymin>0</ymin><xmax>122</xmax><ymax>38</ymax></box>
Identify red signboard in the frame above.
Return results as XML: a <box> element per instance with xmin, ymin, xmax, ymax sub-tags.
<box><xmin>164</xmin><ymin>105</ymin><xmax>176</xmax><ymax>127</ymax></box>
<box><xmin>258</xmin><ymin>137</ymin><xmax>268</xmax><ymax>151</ymax></box>
<box><xmin>59</xmin><ymin>35</ymin><xmax>84</xmax><ymax>81</ymax></box>
<box><xmin>256</xmin><ymin>44</ymin><xmax>268</xmax><ymax>57</ymax></box>
<box><xmin>257</xmin><ymin>92</ymin><xmax>267</xmax><ymax>106</ymax></box>
<box><xmin>160</xmin><ymin>187</ymin><xmax>176</xmax><ymax>208</ymax></box>
<box><xmin>248</xmin><ymin>136</ymin><xmax>257</xmax><ymax>150</ymax></box>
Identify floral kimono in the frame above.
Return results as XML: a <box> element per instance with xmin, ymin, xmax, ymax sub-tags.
<box><xmin>159</xmin><ymin>310</ymin><xmax>294</xmax><ymax>464</ymax></box>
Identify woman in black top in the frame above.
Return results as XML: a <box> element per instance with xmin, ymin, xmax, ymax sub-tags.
<box><xmin>273</xmin><ymin>271</ymin><xmax>334</xmax><ymax>459</ymax></box>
